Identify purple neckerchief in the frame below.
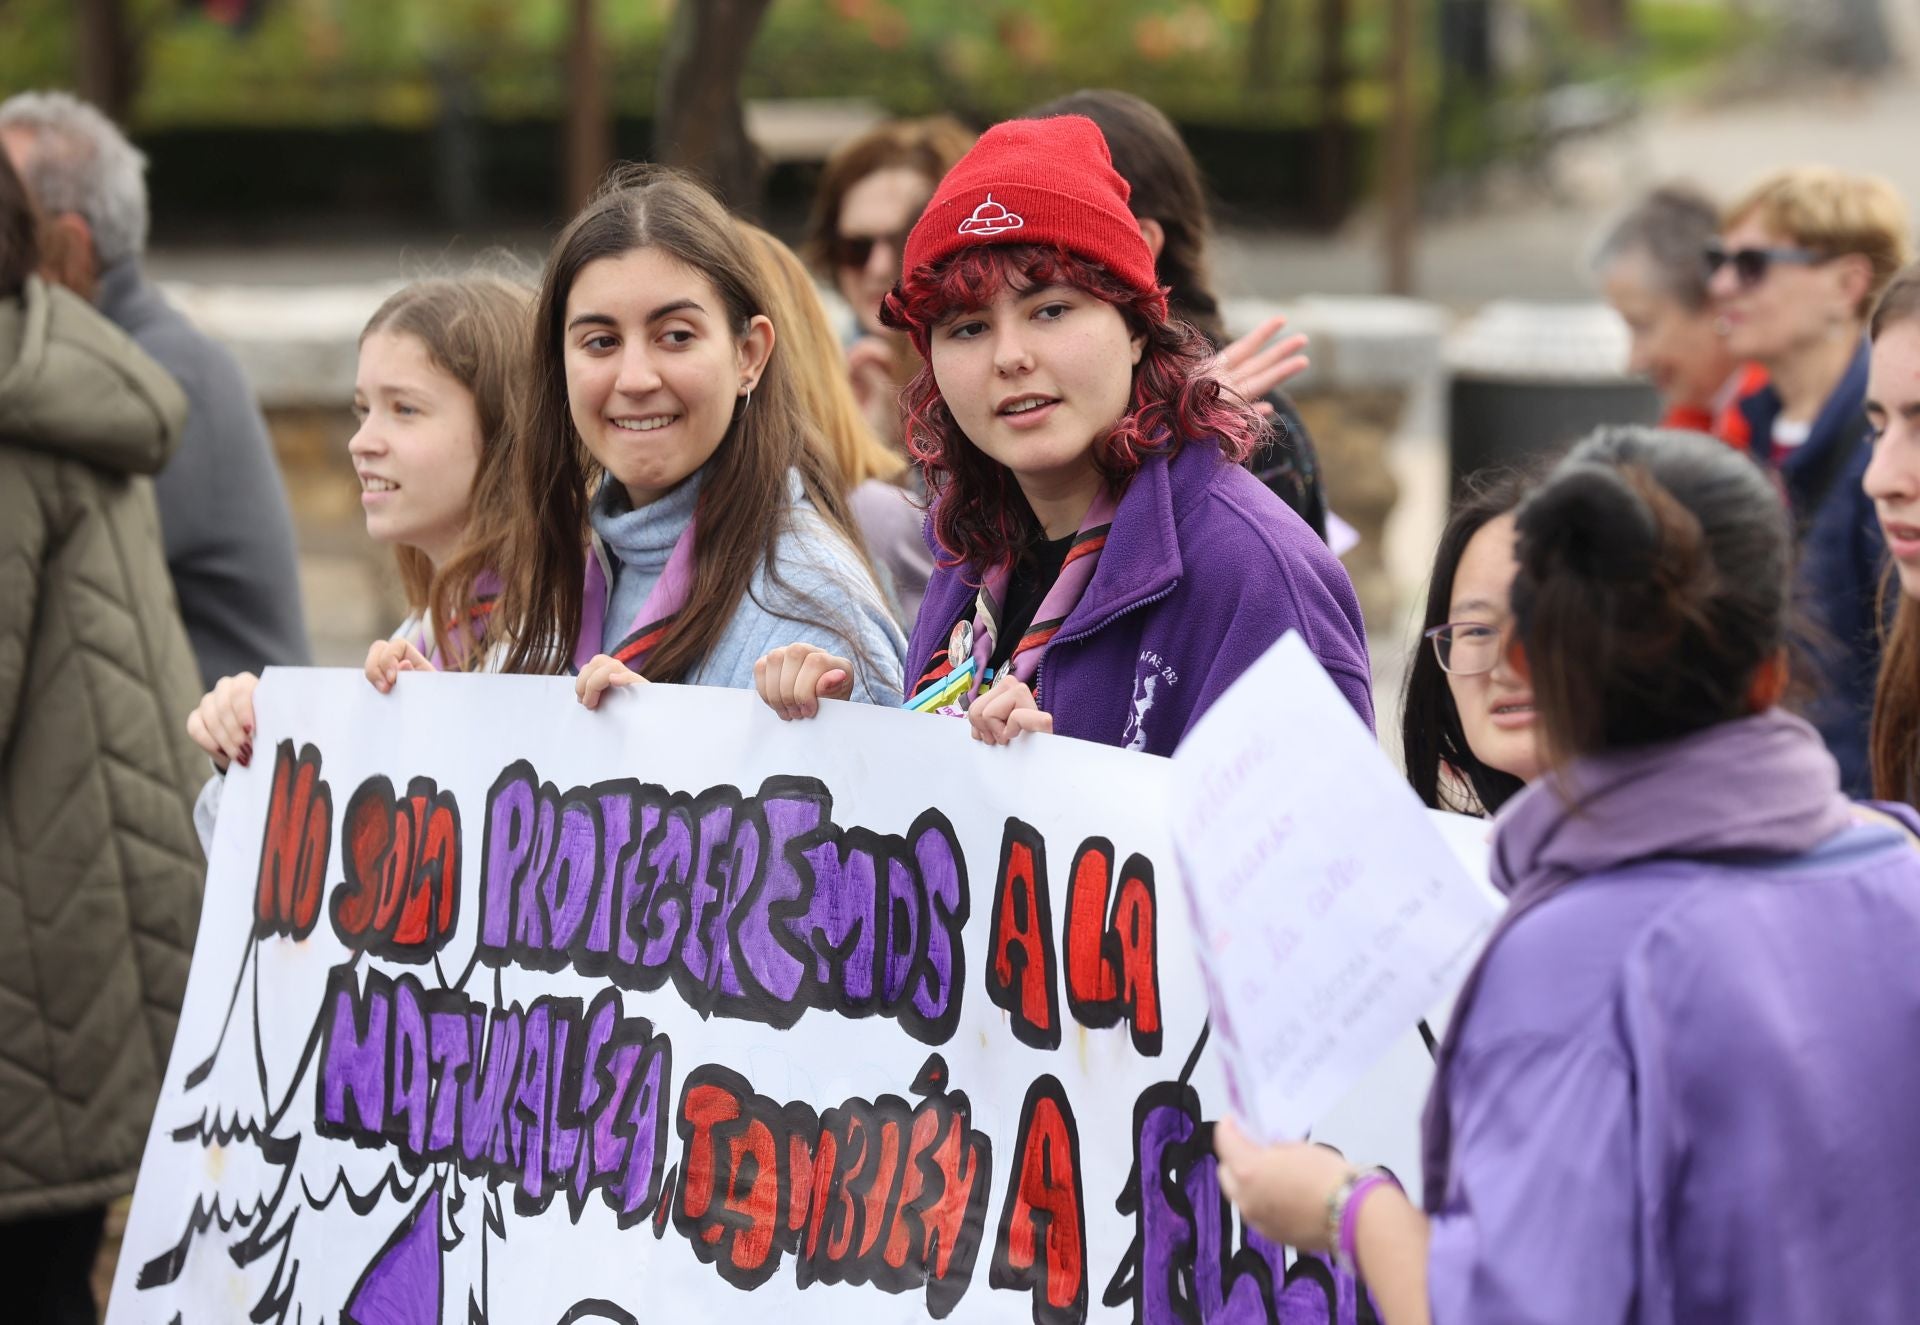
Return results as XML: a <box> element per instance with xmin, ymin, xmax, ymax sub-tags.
<box><xmin>573</xmin><ymin>520</ymin><xmax>698</xmax><ymax>674</ymax></box>
<box><xmin>1419</xmin><ymin>709</ymin><xmax>1853</xmax><ymax>1212</ymax></box>
<box><xmin>411</xmin><ymin>569</ymin><xmax>502</xmax><ymax>671</ymax></box>
<box><xmin>954</xmin><ymin>484</ymin><xmax>1119</xmax><ymax>712</ymax></box>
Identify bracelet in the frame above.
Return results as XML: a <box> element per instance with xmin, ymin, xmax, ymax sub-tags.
<box><xmin>1327</xmin><ymin>1166</ymin><xmax>1402</xmax><ymax>1276</ymax></box>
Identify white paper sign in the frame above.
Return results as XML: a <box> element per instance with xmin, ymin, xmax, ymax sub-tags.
<box><xmin>109</xmin><ymin>670</ymin><xmax>1424</xmax><ymax>1325</ymax></box>
<box><xmin>1170</xmin><ymin>633</ymin><xmax>1500</xmax><ymax>1147</ymax></box>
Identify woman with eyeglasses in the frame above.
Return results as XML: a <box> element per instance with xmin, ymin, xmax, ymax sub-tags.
<box><xmin>1708</xmin><ymin>167</ymin><xmax>1913</xmax><ymax>794</ymax></box>
<box><xmin>1401</xmin><ymin>470</ymin><xmax>1541</xmax><ymax>815</ymax></box>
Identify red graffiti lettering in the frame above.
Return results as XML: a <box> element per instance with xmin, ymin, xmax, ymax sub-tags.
<box><xmin>254</xmin><ymin>741</ymin><xmax>332</xmax><ymax>938</ymax></box>
<box><xmin>1062</xmin><ymin>840</ymin><xmax>1162</xmax><ymax>1056</ymax></box>
<box><xmin>987</xmin><ymin>819</ymin><xmax>1060</xmax><ymax>1050</ymax></box>
<box><xmin>991</xmin><ymin>1075</ymin><xmax>1087</xmax><ymax>1325</ymax></box>
<box><xmin>331</xmin><ymin>774</ymin><xmax>461</xmax><ymax>960</ymax></box>
<box><xmin>676</xmin><ymin>1056</ymin><xmax>992</xmax><ymax>1315</ymax></box>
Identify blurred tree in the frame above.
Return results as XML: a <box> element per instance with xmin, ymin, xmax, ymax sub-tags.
<box><xmin>654</xmin><ymin>0</ymin><xmax>773</xmax><ymax>211</ymax></box>
<box><xmin>1245</xmin><ymin>0</ymin><xmax>1285</xmax><ymax>92</ymax></box>
<box><xmin>1312</xmin><ymin>0</ymin><xmax>1349</xmax><ymax>226</ymax></box>
<box><xmin>565</xmin><ymin>0</ymin><xmax>612</xmax><ymax>211</ymax></box>
<box><xmin>1568</xmin><ymin>0</ymin><xmax>1633</xmax><ymax>46</ymax></box>
<box><xmin>77</xmin><ymin>0</ymin><xmax>138</xmax><ymax>120</ymax></box>
<box><xmin>1382</xmin><ymin>0</ymin><xmax>1417</xmax><ymax>293</ymax></box>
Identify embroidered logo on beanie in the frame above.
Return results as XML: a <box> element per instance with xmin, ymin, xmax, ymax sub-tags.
<box><xmin>957</xmin><ymin>194</ymin><xmax>1025</xmax><ymax>238</ymax></box>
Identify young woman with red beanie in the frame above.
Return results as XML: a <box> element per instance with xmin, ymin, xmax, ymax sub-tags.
<box><xmin>755</xmin><ymin>114</ymin><xmax>1372</xmax><ymax>753</ymax></box>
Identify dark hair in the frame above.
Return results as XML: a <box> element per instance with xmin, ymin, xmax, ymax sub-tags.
<box><xmin>1869</xmin><ymin>264</ymin><xmax>1920</xmax><ymax>802</ymax></box>
<box><xmin>881</xmin><ymin>242</ymin><xmax>1262</xmax><ymax>573</ymax></box>
<box><xmin>803</xmin><ymin>116</ymin><xmax>976</xmax><ymax>274</ymax></box>
<box><xmin>1026</xmin><ymin>89</ymin><xmax>1225</xmax><ymax>344</ymax></box>
<box><xmin>447</xmin><ymin>164</ymin><xmax>877</xmax><ymax>682</ymax></box>
<box><xmin>1511</xmin><ymin>426</ymin><xmax>1791</xmax><ymax>765</ymax></box>
<box><xmin>0</xmin><ymin>148</ymin><xmax>40</xmax><ymax>297</ymax></box>
<box><xmin>1401</xmin><ymin>469</ymin><xmax>1535</xmax><ymax>814</ymax></box>
<box><xmin>1587</xmin><ymin>185</ymin><xmax>1722</xmax><ymax>312</ymax></box>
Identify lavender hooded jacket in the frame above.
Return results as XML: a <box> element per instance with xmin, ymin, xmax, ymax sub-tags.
<box><xmin>905</xmin><ymin>438</ymin><xmax>1374</xmax><ymax>752</ymax></box>
<box><xmin>1426</xmin><ymin>713</ymin><xmax>1920</xmax><ymax>1323</ymax></box>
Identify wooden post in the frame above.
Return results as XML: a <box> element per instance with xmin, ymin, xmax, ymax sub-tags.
<box><xmin>75</xmin><ymin>0</ymin><xmax>136</xmax><ymax>123</ymax></box>
<box><xmin>1312</xmin><ymin>0</ymin><xmax>1349</xmax><ymax>227</ymax></box>
<box><xmin>1568</xmin><ymin>0</ymin><xmax>1632</xmax><ymax>46</ymax></box>
<box><xmin>1246</xmin><ymin>0</ymin><xmax>1285</xmax><ymax>95</ymax></box>
<box><xmin>1382</xmin><ymin>0</ymin><xmax>1418</xmax><ymax>296</ymax></box>
<box><xmin>654</xmin><ymin>0</ymin><xmax>774</xmax><ymax>212</ymax></box>
<box><xmin>564</xmin><ymin>0</ymin><xmax>613</xmax><ymax>212</ymax></box>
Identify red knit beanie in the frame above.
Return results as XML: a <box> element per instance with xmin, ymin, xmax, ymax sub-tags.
<box><xmin>897</xmin><ymin>114</ymin><xmax>1166</xmax><ymax>319</ymax></box>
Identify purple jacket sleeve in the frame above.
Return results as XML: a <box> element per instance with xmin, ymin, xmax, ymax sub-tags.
<box><xmin>1426</xmin><ymin>1032</ymin><xmax>1638</xmax><ymax>1325</ymax></box>
<box><xmin>1184</xmin><ymin>483</ymin><xmax>1375</xmax><ymax>738</ymax></box>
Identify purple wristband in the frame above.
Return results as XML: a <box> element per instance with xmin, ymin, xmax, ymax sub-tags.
<box><xmin>1337</xmin><ymin>1170</ymin><xmax>1401</xmax><ymax>1275</ymax></box>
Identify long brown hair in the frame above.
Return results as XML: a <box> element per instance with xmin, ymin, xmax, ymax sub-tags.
<box><xmin>362</xmin><ymin>272</ymin><xmax>531</xmax><ymax>618</ymax></box>
<box><xmin>737</xmin><ymin>221</ymin><xmax>906</xmax><ymax>492</ymax></box>
<box><xmin>440</xmin><ymin>164</ymin><xmax>871</xmax><ymax>681</ymax></box>
<box><xmin>1869</xmin><ymin>265</ymin><xmax>1920</xmax><ymax>801</ymax></box>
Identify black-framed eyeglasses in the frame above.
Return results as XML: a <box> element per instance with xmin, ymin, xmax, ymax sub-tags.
<box><xmin>1423</xmin><ymin>621</ymin><xmax>1505</xmax><ymax>677</ymax></box>
<box><xmin>832</xmin><ymin>228</ymin><xmax>912</xmax><ymax>272</ymax></box>
<box><xmin>1703</xmin><ymin>242</ymin><xmax>1826</xmax><ymax>289</ymax></box>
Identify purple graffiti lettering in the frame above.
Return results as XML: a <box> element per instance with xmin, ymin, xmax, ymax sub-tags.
<box><xmin>314</xmin><ymin>970</ymin><xmax>674</xmax><ymax>1225</ymax></box>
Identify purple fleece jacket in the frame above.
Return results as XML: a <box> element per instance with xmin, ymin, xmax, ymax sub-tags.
<box><xmin>906</xmin><ymin>437</ymin><xmax>1374</xmax><ymax>753</ymax></box>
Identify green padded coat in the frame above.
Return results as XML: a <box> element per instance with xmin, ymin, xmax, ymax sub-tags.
<box><xmin>0</xmin><ymin>276</ymin><xmax>205</xmax><ymax>1220</ymax></box>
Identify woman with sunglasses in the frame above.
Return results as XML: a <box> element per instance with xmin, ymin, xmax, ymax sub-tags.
<box><xmin>1590</xmin><ymin>186</ymin><xmax>1768</xmax><ymax>449</ymax></box>
<box><xmin>805</xmin><ymin>116</ymin><xmax>976</xmax><ymax>618</ymax></box>
<box><xmin>1402</xmin><ymin>470</ymin><xmax>1541</xmax><ymax>815</ymax></box>
<box><xmin>1708</xmin><ymin>166</ymin><xmax>1912</xmax><ymax>794</ymax></box>
<box><xmin>807</xmin><ymin>116</ymin><xmax>976</xmax><ymax>341</ymax></box>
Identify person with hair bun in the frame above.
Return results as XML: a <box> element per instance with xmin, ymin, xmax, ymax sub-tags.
<box><xmin>756</xmin><ymin>114</ymin><xmax>1370</xmax><ymax>751</ymax></box>
<box><xmin>1712</xmin><ymin>166</ymin><xmax>1912</xmax><ymax>792</ymax></box>
<box><xmin>1211</xmin><ymin>426</ymin><xmax>1920</xmax><ymax>1324</ymax></box>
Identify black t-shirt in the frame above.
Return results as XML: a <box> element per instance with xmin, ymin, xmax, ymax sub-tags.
<box><xmin>987</xmin><ymin>531</ymin><xmax>1075</xmax><ymax>677</ymax></box>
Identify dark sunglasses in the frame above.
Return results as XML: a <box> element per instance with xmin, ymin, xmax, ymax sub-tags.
<box><xmin>1703</xmin><ymin>242</ymin><xmax>1826</xmax><ymax>288</ymax></box>
<box><xmin>832</xmin><ymin>228</ymin><xmax>911</xmax><ymax>271</ymax></box>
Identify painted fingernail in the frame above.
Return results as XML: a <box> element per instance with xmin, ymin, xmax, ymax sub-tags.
<box><xmin>237</xmin><ymin>744</ymin><xmax>252</xmax><ymax>767</ymax></box>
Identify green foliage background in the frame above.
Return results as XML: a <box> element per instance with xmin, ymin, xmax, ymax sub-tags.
<box><xmin>0</xmin><ymin>0</ymin><xmax>1742</xmax><ymax>133</ymax></box>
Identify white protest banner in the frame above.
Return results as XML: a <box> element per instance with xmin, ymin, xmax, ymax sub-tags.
<box><xmin>1169</xmin><ymin>633</ymin><xmax>1501</xmax><ymax>1162</ymax></box>
<box><xmin>109</xmin><ymin>670</ymin><xmax>1398</xmax><ymax>1325</ymax></box>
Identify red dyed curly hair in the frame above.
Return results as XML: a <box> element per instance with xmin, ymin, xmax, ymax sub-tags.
<box><xmin>880</xmin><ymin>244</ymin><xmax>1264</xmax><ymax>573</ymax></box>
